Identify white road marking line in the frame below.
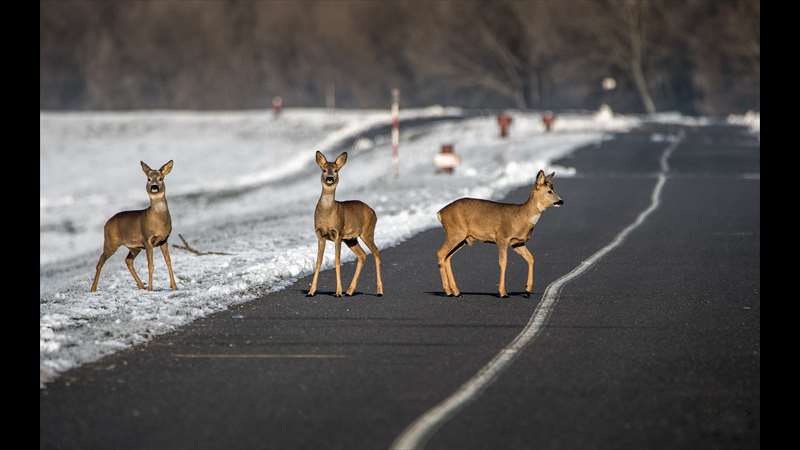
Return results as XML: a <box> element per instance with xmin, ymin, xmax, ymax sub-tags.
<box><xmin>174</xmin><ymin>354</ymin><xmax>347</xmax><ymax>359</ymax></box>
<box><xmin>390</xmin><ymin>132</ymin><xmax>685</xmax><ymax>450</ymax></box>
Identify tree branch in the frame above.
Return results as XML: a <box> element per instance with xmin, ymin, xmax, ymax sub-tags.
<box><xmin>172</xmin><ymin>234</ymin><xmax>232</xmax><ymax>256</ymax></box>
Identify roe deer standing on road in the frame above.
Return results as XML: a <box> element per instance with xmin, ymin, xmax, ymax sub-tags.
<box><xmin>307</xmin><ymin>151</ymin><xmax>384</xmax><ymax>297</ymax></box>
<box><xmin>436</xmin><ymin>170</ymin><xmax>563</xmax><ymax>298</ymax></box>
<box><xmin>90</xmin><ymin>160</ymin><xmax>178</xmax><ymax>292</ymax></box>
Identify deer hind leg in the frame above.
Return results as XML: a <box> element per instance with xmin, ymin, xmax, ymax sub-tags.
<box><xmin>160</xmin><ymin>243</ymin><xmax>177</xmax><ymax>290</ymax></box>
<box><xmin>344</xmin><ymin>239</ymin><xmax>367</xmax><ymax>296</ymax></box>
<box><xmin>512</xmin><ymin>245</ymin><xmax>534</xmax><ymax>296</ymax></box>
<box><xmin>361</xmin><ymin>224</ymin><xmax>384</xmax><ymax>296</ymax></box>
<box><xmin>307</xmin><ymin>234</ymin><xmax>326</xmax><ymax>297</ymax></box>
<box><xmin>125</xmin><ymin>248</ymin><xmax>145</xmax><ymax>289</ymax></box>
<box><xmin>436</xmin><ymin>233</ymin><xmax>464</xmax><ymax>296</ymax></box>
<box><xmin>444</xmin><ymin>240</ymin><xmax>467</xmax><ymax>297</ymax></box>
<box><xmin>90</xmin><ymin>245</ymin><xmax>118</xmax><ymax>292</ymax></box>
<box><xmin>497</xmin><ymin>241</ymin><xmax>510</xmax><ymax>298</ymax></box>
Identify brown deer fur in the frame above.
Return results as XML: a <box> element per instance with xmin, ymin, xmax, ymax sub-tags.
<box><xmin>307</xmin><ymin>151</ymin><xmax>384</xmax><ymax>297</ymax></box>
<box><xmin>90</xmin><ymin>160</ymin><xmax>177</xmax><ymax>292</ymax></box>
<box><xmin>436</xmin><ymin>170</ymin><xmax>563</xmax><ymax>298</ymax></box>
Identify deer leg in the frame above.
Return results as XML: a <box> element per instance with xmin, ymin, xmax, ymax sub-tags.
<box><xmin>512</xmin><ymin>245</ymin><xmax>534</xmax><ymax>296</ymax></box>
<box><xmin>361</xmin><ymin>232</ymin><xmax>384</xmax><ymax>296</ymax></box>
<box><xmin>160</xmin><ymin>243</ymin><xmax>177</xmax><ymax>290</ymax></box>
<box><xmin>344</xmin><ymin>239</ymin><xmax>366</xmax><ymax>296</ymax></box>
<box><xmin>444</xmin><ymin>240</ymin><xmax>467</xmax><ymax>297</ymax></box>
<box><xmin>90</xmin><ymin>246</ymin><xmax>117</xmax><ymax>292</ymax></box>
<box><xmin>334</xmin><ymin>233</ymin><xmax>343</xmax><ymax>297</ymax></box>
<box><xmin>125</xmin><ymin>248</ymin><xmax>145</xmax><ymax>289</ymax></box>
<box><xmin>307</xmin><ymin>235</ymin><xmax>326</xmax><ymax>297</ymax></box>
<box><xmin>497</xmin><ymin>241</ymin><xmax>510</xmax><ymax>298</ymax></box>
<box><xmin>145</xmin><ymin>244</ymin><xmax>155</xmax><ymax>291</ymax></box>
<box><xmin>436</xmin><ymin>235</ymin><xmax>463</xmax><ymax>296</ymax></box>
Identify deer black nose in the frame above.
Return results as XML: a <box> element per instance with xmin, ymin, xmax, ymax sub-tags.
<box><xmin>326</xmin><ymin>176</ymin><xmax>335</xmax><ymax>182</ymax></box>
<box><xmin>554</xmin><ymin>200</ymin><xmax>564</xmax><ymax>206</ymax></box>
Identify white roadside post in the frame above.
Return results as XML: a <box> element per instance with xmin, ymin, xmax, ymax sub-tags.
<box><xmin>391</xmin><ymin>88</ymin><xmax>400</xmax><ymax>177</ymax></box>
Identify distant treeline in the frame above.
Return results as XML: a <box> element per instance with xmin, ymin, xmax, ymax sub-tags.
<box><xmin>40</xmin><ymin>0</ymin><xmax>759</xmax><ymax>115</ymax></box>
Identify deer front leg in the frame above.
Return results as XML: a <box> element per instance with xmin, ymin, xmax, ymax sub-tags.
<box><xmin>497</xmin><ymin>241</ymin><xmax>509</xmax><ymax>298</ymax></box>
<box><xmin>145</xmin><ymin>244</ymin><xmax>155</xmax><ymax>291</ymax></box>
<box><xmin>512</xmin><ymin>245</ymin><xmax>534</xmax><ymax>297</ymax></box>
<box><xmin>307</xmin><ymin>234</ymin><xmax>326</xmax><ymax>297</ymax></box>
<box><xmin>160</xmin><ymin>243</ymin><xmax>177</xmax><ymax>290</ymax></box>
<box><xmin>334</xmin><ymin>234</ymin><xmax>343</xmax><ymax>297</ymax></box>
<box><xmin>90</xmin><ymin>251</ymin><xmax>111</xmax><ymax>292</ymax></box>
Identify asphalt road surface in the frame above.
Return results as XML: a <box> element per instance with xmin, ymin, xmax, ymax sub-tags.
<box><xmin>40</xmin><ymin>123</ymin><xmax>760</xmax><ymax>450</ymax></box>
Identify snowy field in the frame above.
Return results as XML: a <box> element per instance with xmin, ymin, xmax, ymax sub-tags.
<box><xmin>727</xmin><ymin>111</ymin><xmax>760</xmax><ymax>135</ymax></box>
<box><xmin>40</xmin><ymin>107</ymin><xmax>642</xmax><ymax>386</ymax></box>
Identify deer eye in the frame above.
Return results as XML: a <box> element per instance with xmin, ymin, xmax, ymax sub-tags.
<box><xmin>548</xmin><ymin>190</ymin><xmax>553</xmax><ymax>194</ymax></box>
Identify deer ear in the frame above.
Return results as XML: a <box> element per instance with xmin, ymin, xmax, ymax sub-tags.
<box><xmin>159</xmin><ymin>160</ymin><xmax>174</xmax><ymax>176</ymax></box>
<box><xmin>334</xmin><ymin>152</ymin><xmax>348</xmax><ymax>169</ymax></box>
<box><xmin>547</xmin><ymin>171</ymin><xmax>556</xmax><ymax>180</ymax></box>
<box><xmin>316</xmin><ymin>151</ymin><xmax>327</xmax><ymax>169</ymax></box>
<box><xmin>536</xmin><ymin>170</ymin><xmax>546</xmax><ymax>185</ymax></box>
<box><xmin>141</xmin><ymin>161</ymin><xmax>153</xmax><ymax>175</ymax></box>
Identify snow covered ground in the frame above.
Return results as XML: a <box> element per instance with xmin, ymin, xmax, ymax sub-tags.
<box><xmin>40</xmin><ymin>108</ymin><xmax>641</xmax><ymax>386</ymax></box>
<box><xmin>727</xmin><ymin>111</ymin><xmax>760</xmax><ymax>135</ymax></box>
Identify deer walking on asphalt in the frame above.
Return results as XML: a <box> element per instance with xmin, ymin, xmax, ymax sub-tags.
<box><xmin>307</xmin><ymin>151</ymin><xmax>384</xmax><ymax>297</ymax></box>
<box><xmin>90</xmin><ymin>160</ymin><xmax>177</xmax><ymax>292</ymax></box>
<box><xmin>436</xmin><ymin>170</ymin><xmax>563</xmax><ymax>298</ymax></box>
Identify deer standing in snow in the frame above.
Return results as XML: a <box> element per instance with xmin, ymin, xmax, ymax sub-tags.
<box><xmin>307</xmin><ymin>151</ymin><xmax>384</xmax><ymax>297</ymax></box>
<box><xmin>90</xmin><ymin>160</ymin><xmax>177</xmax><ymax>292</ymax></box>
<box><xmin>436</xmin><ymin>170</ymin><xmax>563</xmax><ymax>298</ymax></box>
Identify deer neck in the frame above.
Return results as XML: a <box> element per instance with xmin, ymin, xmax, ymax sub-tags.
<box><xmin>148</xmin><ymin>195</ymin><xmax>170</xmax><ymax>218</ymax></box>
<box><xmin>318</xmin><ymin>185</ymin><xmax>338</xmax><ymax>211</ymax></box>
<box><xmin>523</xmin><ymin>189</ymin><xmax>544</xmax><ymax>223</ymax></box>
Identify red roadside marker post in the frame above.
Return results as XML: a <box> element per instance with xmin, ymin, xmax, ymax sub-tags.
<box><xmin>272</xmin><ymin>96</ymin><xmax>283</xmax><ymax>118</ymax></box>
<box><xmin>542</xmin><ymin>110</ymin><xmax>556</xmax><ymax>132</ymax></box>
<box><xmin>434</xmin><ymin>144</ymin><xmax>460</xmax><ymax>174</ymax></box>
<box><xmin>497</xmin><ymin>112</ymin><xmax>513</xmax><ymax>138</ymax></box>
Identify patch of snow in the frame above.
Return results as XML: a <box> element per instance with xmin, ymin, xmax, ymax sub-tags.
<box><xmin>727</xmin><ymin>111</ymin><xmax>760</xmax><ymax>135</ymax></box>
<box><xmin>648</xmin><ymin>111</ymin><xmax>711</xmax><ymax>127</ymax></box>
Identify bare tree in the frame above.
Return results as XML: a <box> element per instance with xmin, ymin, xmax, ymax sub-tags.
<box><xmin>562</xmin><ymin>0</ymin><xmax>660</xmax><ymax>113</ymax></box>
<box><xmin>40</xmin><ymin>0</ymin><xmax>759</xmax><ymax>114</ymax></box>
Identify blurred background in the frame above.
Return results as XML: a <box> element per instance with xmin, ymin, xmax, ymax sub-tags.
<box><xmin>40</xmin><ymin>0</ymin><xmax>760</xmax><ymax>386</ymax></box>
<box><xmin>40</xmin><ymin>0</ymin><xmax>759</xmax><ymax>115</ymax></box>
